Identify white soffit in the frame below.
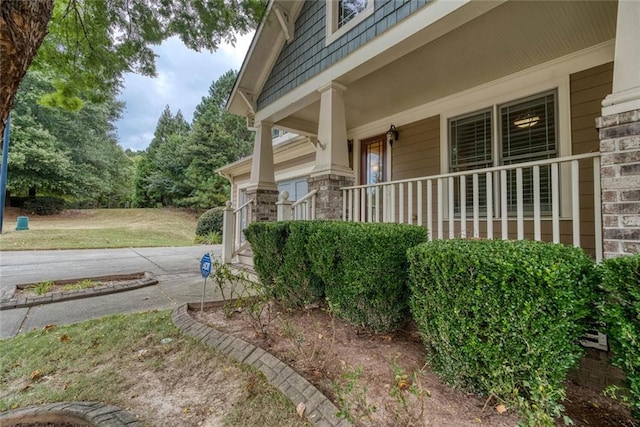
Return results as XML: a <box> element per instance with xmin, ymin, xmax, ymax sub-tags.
<box><xmin>280</xmin><ymin>0</ymin><xmax>617</xmax><ymax>131</ymax></box>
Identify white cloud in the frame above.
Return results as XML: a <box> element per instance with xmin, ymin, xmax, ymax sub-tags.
<box><xmin>115</xmin><ymin>32</ymin><xmax>254</xmax><ymax>151</ymax></box>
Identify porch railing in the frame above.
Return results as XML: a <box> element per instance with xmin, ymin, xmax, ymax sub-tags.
<box><xmin>222</xmin><ymin>198</ymin><xmax>253</xmax><ymax>263</ymax></box>
<box><xmin>276</xmin><ymin>190</ymin><xmax>318</xmax><ymax>221</ymax></box>
<box><xmin>342</xmin><ymin>152</ymin><xmax>602</xmax><ymax>261</ymax></box>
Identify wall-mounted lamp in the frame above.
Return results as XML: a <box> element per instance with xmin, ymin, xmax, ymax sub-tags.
<box><xmin>386</xmin><ymin>125</ymin><xmax>399</xmax><ymax>146</ymax></box>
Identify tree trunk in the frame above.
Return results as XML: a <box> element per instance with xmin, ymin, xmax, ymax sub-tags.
<box><xmin>0</xmin><ymin>0</ymin><xmax>54</xmax><ymax>135</ymax></box>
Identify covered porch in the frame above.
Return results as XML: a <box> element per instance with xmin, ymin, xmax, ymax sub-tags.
<box><xmin>222</xmin><ymin>0</ymin><xmax>640</xmax><ymax>264</ymax></box>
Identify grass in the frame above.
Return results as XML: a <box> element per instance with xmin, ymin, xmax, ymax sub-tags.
<box><xmin>0</xmin><ymin>310</ymin><xmax>309</xmax><ymax>427</ymax></box>
<box><xmin>25</xmin><ymin>281</ymin><xmax>56</xmax><ymax>296</ymax></box>
<box><xmin>0</xmin><ymin>208</ymin><xmax>200</xmax><ymax>250</ymax></box>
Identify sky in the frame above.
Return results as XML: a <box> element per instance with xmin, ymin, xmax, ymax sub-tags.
<box><xmin>115</xmin><ymin>32</ymin><xmax>254</xmax><ymax>152</ymax></box>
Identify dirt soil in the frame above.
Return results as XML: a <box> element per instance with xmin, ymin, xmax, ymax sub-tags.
<box><xmin>192</xmin><ymin>302</ymin><xmax>636</xmax><ymax>427</ymax></box>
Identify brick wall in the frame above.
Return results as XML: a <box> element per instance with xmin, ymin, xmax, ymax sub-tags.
<box><xmin>307</xmin><ymin>174</ymin><xmax>354</xmax><ymax>219</ymax></box>
<box><xmin>596</xmin><ymin>109</ymin><xmax>640</xmax><ymax>258</ymax></box>
<box><xmin>246</xmin><ymin>189</ymin><xmax>279</xmax><ymax>222</ymax></box>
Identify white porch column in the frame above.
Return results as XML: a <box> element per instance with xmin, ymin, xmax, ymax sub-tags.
<box><xmin>247</xmin><ymin>121</ymin><xmax>278</xmax><ymax>222</ymax></box>
<box><xmin>312</xmin><ymin>82</ymin><xmax>353</xmax><ymax>178</ymax></box>
<box><xmin>597</xmin><ymin>0</ymin><xmax>640</xmax><ymax>258</ymax></box>
<box><xmin>308</xmin><ymin>82</ymin><xmax>355</xmax><ymax>219</ymax></box>
<box><xmin>601</xmin><ymin>0</ymin><xmax>640</xmax><ymax>116</ymax></box>
<box><xmin>249</xmin><ymin>121</ymin><xmax>277</xmax><ymax>191</ymax></box>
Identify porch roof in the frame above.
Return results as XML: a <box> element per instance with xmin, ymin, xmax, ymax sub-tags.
<box><xmin>230</xmin><ymin>0</ymin><xmax>617</xmax><ymax>135</ymax></box>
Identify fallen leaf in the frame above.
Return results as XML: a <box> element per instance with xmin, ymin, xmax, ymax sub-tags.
<box><xmin>30</xmin><ymin>369</ymin><xmax>43</xmax><ymax>381</ymax></box>
<box><xmin>496</xmin><ymin>404</ymin><xmax>507</xmax><ymax>414</ymax></box>
<box><xmin>296</xmin><ymin>402</ymin><xmax>306</xmax><ymax>417</ymax></box>
<box><xmin>60</xmin><ymin>334</ymin><xmax>70</xmax><ymax>342</ymax></box>
<box><xmin>318</xmin><ymin>333</ymin><xmax>323</xmax><ymax>340</ymax></box>
<box><xmin>44</xmin><ymin>324</ymin><xmax>57</xmax><ymax>332</ymax></box>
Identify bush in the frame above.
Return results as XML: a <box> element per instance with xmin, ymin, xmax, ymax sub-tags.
<box><xmin>244</xmin><ymin>221</ymin><xmax>289</xmax><ymax>294</ymax></box>
<box><xmin>407</xmin><ymin>239</ymin><xmax>597</xmax><ymax>425</ymax></box>
<box><xmin>308</xmin><ymin>222</ymin><xmax>428</xmax><ymax>333</ymax></box>
<box><xmin>599</xmin><ymin>254</ymin><xmax>640</xmax><ymax>419</ymax></box>
<box><xmin>278</xmin><ymin>221</ymin><xmax>326</xmax><ymax>307</ymax></box>
<box><xmin>22</xmin><ymin>197</ymin><xmax>65</xmax><ymax>215</ymax></box>
<box><xmin>245</xmin><ymin>221</ymin><xmax>427</xmax><ymax>328</ymax></box>
<box><xmin>195</xmin><ymin>207</ymin><xmax>225</xmax><ymax>237</ymax></box>
<box><xmin>245</xmin><ymin>221</ymin><xmax>325</xmax><ymax>308</ymax></box>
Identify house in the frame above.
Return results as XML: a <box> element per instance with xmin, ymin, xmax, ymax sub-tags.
<box><xmin>218</xmin><ymin>0</ymin><xmax>640</xmax><ymax>267</ymax></box>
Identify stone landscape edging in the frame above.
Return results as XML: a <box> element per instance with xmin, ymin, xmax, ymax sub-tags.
<box><xmin>172</xmin><ymin>302</ymin><xmax>350</xmax><ymax>427</ymax></box>
<box><xmin>0</xmin><ymin>401</ymin><xmax>142</xmax><ymax>426</ymax></box>
<box><xmin>0</xmin><ymin>272</ymin><xmax>158</xmax><ymax>311</ymax></box>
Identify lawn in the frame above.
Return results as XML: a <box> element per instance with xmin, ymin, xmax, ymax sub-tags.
<box><xmin>0</xmin><ymin>208</ymin><xmax>200</xmax><ymax>250</ymax></box>
<box><xmin>0</xmin><ymin>310</ymin><xmax>308</xmax><ymax>427</ymax></box>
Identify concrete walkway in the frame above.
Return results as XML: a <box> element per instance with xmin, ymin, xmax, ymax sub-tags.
<box><xmin>0</xmin><ymin>246</ymin><xmax>222</xmax><ymax>339</ymax></box>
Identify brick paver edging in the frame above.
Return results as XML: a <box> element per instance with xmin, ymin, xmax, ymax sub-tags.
<box><xmin>0</xmin><ymin>272</ymin><xmax>157</xmax><ymax>311</ymax></box>
<box><xmin>172</xmin><ymin>303</ymin><xmax>350</xmax><ymax>427</ymax></box>
<box><xmin>0</xmin><ymin>401</ymin><xmax>142</xmax><ymax>426</ymax></box>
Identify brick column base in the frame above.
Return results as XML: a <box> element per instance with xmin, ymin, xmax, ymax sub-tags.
<box><xmin>307</xmin><ymin>174</ymin><xmax>354</xmax><ymax>220</ymax></box>
<box><xmin>246</xmin><ymin>188</ymin><xmax>278</xmax><ymax>222</ymax></box>
<box><xmin>596</xmin><ymin>109</ymin><xmax>640</xmax><ymax>258</ymax></box>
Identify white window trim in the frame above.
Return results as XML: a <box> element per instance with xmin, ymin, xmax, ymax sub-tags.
<box><xmin>325</xmin><ymin>0</ymin><xmax>374</xmax><ymax>46</ymax></box>
<box><xmin>440</xmin><ymin>76</ymin><xmax>572</xmax><ymax>218</ymax></box>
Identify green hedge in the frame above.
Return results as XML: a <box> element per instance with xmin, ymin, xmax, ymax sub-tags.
<box><xmin>245</xmin><ymin>221</ymin><xmax>324</xmax><ymax>308</ymax></box>
<box><xmin>407</xmin><ymin>239</ymin><xmax>597</xmax><ymax>424</ymax></box>
<box><xmin>307</xmin><ymin>222</ymin><xmax>427</xmax><ymax>332</ymax></box>
<box><xmin>195</xmin><ymin>207</ymin><xmax>225</xmax><ymax>237</ymax></box>
<box><xmin>244</xmin><ymin>221</ymin><xmax>289</xmax><ymax>294</ymax></box>
<box><xmin>599</xmin><ymin>253</ymin><xmax>640</xmax><ymax>419</ymax></box>
<box><xmin>245</xmin><ymin>221</ymin><xmax>427</xmax><ymax>331</ymax></box>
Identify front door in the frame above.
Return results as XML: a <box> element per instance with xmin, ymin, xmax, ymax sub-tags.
<box><xmin>360</xmin><ymin>134</ymin><xmax>387</xmax><ymax>221</ymax></box>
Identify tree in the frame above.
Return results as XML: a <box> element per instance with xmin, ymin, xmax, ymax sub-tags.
<box><xmin>7</xmin><ymin>114</ymin><xmax>74</xmax><ymax>196</ymax></box>
<box><xmin>8</xmin><ymin>71</ymin><xmax>134</xmax><ymax>206</ymax></box>
<box><xmin>177</xmin><ymin>70</ymin><xmax>253</xmax><ymax>208</ymax></box>
<box><xmin>132</xmin><ymin>106</ymin><xmax>190</xmax><ymax>207</ymax></box>
<box><xmin>0</xmin><ymin>0</ymin><xmax>266</xmax><ymax>134</ymax></box>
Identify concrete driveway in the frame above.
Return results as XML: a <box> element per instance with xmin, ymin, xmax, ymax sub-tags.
<box><xmin>0</xmin><ymin>246</ymin><xmax>222</xmax><ymax>339</ymax></box>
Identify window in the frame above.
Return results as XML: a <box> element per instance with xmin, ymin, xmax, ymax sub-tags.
<box><xmin>449</xmin><ymin>110</ymin><xmax>492</xmax><ymax>213</ymax></box>
<box><xmin>448</xmin><ymin>91</ymin><xmax>558</xmax><ymax>215</ymax></box>
<box><xmin>338</xmin><ymin>0</ymin><xmax>367</xmax><ymax>28</ymax></box>
<box><xmin>500</xmin><ymin>92</ymin><xmax>556</xmax><ymax>213</ymax></box>
<box><xmin>326</xmin><ymin>0</ymin><xmax>373</xmax><ymax>45</ymax></box>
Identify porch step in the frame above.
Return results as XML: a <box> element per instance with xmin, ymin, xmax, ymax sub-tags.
<box><xmin>229</xmin><ymin>262</ymin><xmax>259</xmax><ymax>284</ymax></box>
<box><xmin>236</xmin><ymin>248</ymin><xmax>254</xmax><ymax>268</ymax></box>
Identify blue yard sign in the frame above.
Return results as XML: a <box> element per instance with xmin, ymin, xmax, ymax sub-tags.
<box><xmin>200</xmin><ymin>253</ymin><xmax>212</xmax><ymax>312</ymax></box>
<box><xmin>200</xmin><ymin>253</ymin><xmax>212</xmax><ymax>278</ymax></box>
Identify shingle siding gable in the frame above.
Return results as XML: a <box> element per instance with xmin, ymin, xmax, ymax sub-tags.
<box><xmin>257</xmin><ymin>0</ymin><xmax>429</xmax><ymax>110</ymax></box>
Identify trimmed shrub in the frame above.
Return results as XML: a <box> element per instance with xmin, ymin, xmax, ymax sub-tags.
<box><xmin>195</xmin><ymin>207</ymin><xmax>225</xmax><ymax>237</ymax></box>
<box><xmin>308</xmin><ymin>222</ymin><xmax>428</xmax><ymax>333</ymax></box>
<box><xmin>22</xmin><ymin>197</ymin><xmax>65</xmax><ymax>215</ymax></box>
<box><xmin>407</xmin><ymin>239</ymin><xmax>597</xmax><ymax>424</ymax></box>
<box><xmin>244</xmin><ymin>221</ymin><xmax>289</xmax><ymax>294</ymax></box>
<box><xmin>599</xmin><ymin>254</ymin><xmax>640</xmax><ymax>419</ymax></box>
<box><xmin>279</xmin><ymin>221</ymin><xmax>326</xmax><ymax>307</ymax></box>
<box><xmin>245</xmin><ymin>221</ymin><xmax>325</xmax><ymax>308</ymax></box>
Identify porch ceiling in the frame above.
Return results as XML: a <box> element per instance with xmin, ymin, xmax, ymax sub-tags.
<box><xmin>278</xmin><ymin>0</ymin><xmax>617</xmax><ymax>134</ymax></box>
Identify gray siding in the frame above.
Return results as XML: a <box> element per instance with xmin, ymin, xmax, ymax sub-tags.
<box><xmin>257</xmin><ymin>0</ymin><xmax>429</xmax><ymax>110</ymax></box>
